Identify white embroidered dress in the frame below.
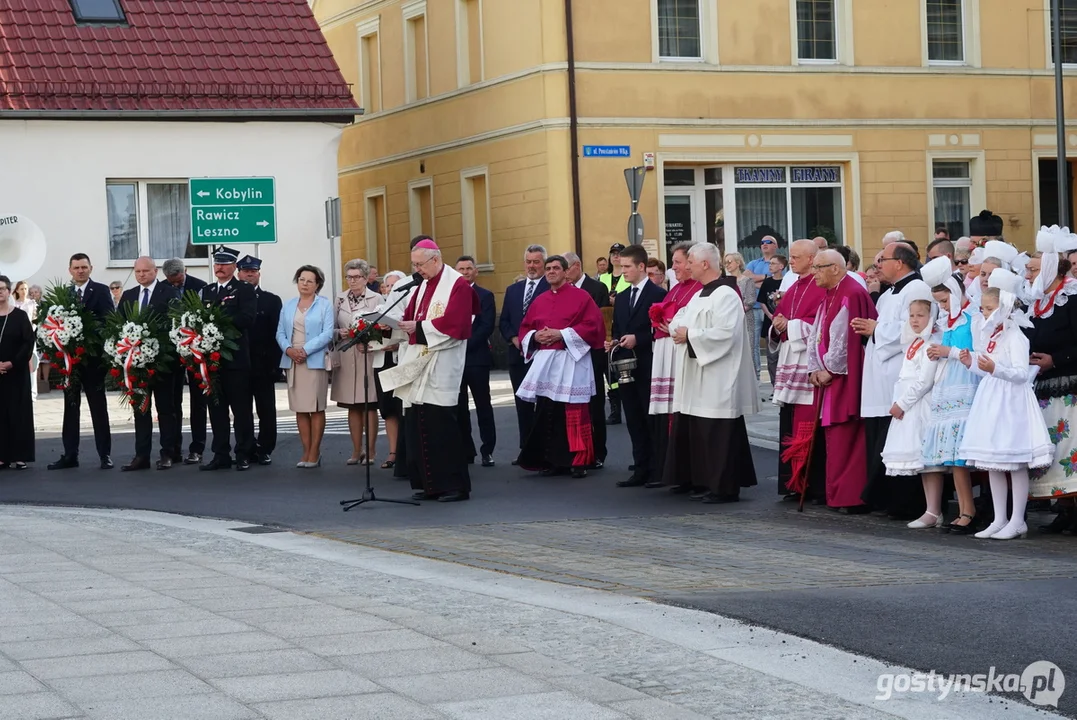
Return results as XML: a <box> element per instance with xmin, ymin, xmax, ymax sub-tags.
<box><xmin>959</xmin><ymin>314</ymin><xmax>1053</xmax><ymax>471</ymax></box>
<box><xmin>881</xmin><ymin>325</ymin><xmax>938</xmax><ymax>476</ymax></box>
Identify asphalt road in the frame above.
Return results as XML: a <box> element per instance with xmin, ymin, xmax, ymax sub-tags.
<box><xmin>4</xmin><ymin>405</ymin><xmax>1076</xmax><ymax>716</ymax></box>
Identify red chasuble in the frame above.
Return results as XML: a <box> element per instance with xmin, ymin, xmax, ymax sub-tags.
<box><xmin>403</xmin><ymin>266</ymin><xmax>479</xmax><ymax>345</ymax></box>
<box><xmin>519</xmin><ymin>283</ymin><xmax>606</xmax><ymax>351</ymax></box>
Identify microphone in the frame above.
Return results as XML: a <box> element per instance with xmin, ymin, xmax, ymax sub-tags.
<box><xmin>393</xmin><ymin>272</ymin><xmax>423</xmax><ymax>293</ymax></box>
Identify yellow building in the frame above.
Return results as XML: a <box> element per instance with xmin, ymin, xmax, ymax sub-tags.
<box><xmin>314</xmin><ymin>0</ymin><xmax>1077</xmax><ymax>292</ymax></box>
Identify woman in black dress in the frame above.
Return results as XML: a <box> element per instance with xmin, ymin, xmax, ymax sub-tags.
<box><xmin>0</xmin><ymin>275</ymin><xmax>36</xmax><ymax>469</ymax></box>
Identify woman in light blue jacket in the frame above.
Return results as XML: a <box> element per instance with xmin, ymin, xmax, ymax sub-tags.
<box><xmin>276</xmin><ymin>265</ymin><xmax>335</xmax><ymax>468</ymax></box>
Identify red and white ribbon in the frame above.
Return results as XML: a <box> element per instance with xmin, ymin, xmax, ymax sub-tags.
<box><xmin>41</xmin><ymin>315</ymin><xmax>74</xmax><ymax>388</ymax></box>
<box><xmin>177</xmin><ymin>327</ymin><xmax>211</xmax><ymax>395</ymax></box>
<box><xmin>115</xmin><ymin>337</ymin><xmax>142</xmax><ymax>393</ymax></box>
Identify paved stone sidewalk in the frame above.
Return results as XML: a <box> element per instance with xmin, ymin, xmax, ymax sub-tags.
<box><xmin>0</xmin><ymin>506</ymin><xmax>1054</xmax><ymax>720</ymax></box>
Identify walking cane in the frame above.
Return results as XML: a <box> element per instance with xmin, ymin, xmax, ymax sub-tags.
<box><xmin>797</xmin><ymin>389</ymin><xmax>824</xmax><ymax>513</ymax></box>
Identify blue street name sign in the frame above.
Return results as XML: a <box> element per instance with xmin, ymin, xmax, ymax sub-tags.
<box><xmin>583</xmin><ymin>145</ymin><xmax>631</xmax><ymax>158</ymax></box>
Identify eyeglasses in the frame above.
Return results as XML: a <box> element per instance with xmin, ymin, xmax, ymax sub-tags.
<box><xmin>411</xmin><ymin>256</ymin><xmax>438</xmax><ymax>270</ymax></box>
<box><xmin>877</xmin><ymin>257</ymin><xmax>900</xmax><ymax>263</ymax></box>
<box><xmin>811</xmin><ymin>263</ymin><xmax>836</xmax><ymax>272</ymax></box>
<box><xmin>345</xmin><ymin>274</ymin><xmax>365</xmax><ymax>281</ymax></box>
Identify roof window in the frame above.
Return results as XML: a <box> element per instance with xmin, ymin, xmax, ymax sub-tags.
<box><xmin>68</xmin><ymin>0</ymin><xmax>127</xmax><ymax>23</ymax></box>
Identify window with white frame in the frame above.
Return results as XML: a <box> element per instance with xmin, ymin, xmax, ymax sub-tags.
<box><xmin>657</xmin><ymin>0</ymin><xmax>702</xmax><ymax>60</ymax></box>
<box><xmin>461</xmin><ymin>168</ymin><xmax>492</xmax><ymax>267</ymax></box>
<box><xmin>364</xmin><ymin>187</ymin><xmax>387</xmax><ymax>268</ymax></box>
<box><xmin>106</xmin><ymin>180</ymin><xmax>204</xmax><ymax>264</ymax></box>
<box><xmin>357</xmin><ymin>18</ymin><xmax>382</xmax><ymax>113</ymax></box>
<box><xmin>1050</xmin><ymin>0</ymin><xmax>1077</xmax><ymax>66</ymax></box>
<box><xmin>456</xmin><ymin>0</ymin><xmax>483</xmax><ymax>87</ymax></box>
<box><xmin>403</xmin><ymin>1</ymin><xmax>429</xmax><ymax>102</ymax></box>
<box><xmin>932</xmin><ymin>161</ymin><xmax>972</xmax><ymax>239</ymax></box>
<box><xmin>926</xmin><ymin>0</ymin><xmax>964</xmax><ymax>63</ymax></box>
<box><xmin>795</xmin><ymin>0</ymin><xmax>837</xmax><ymax>62</ymax></box>
<box><xmin>408</xmin><ymin>178</ymin><xmax>434</xmax><ymax>239</ymax></box>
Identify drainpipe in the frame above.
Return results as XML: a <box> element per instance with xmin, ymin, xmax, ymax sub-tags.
<box><xmin>565</xmin><ymin>0</ymin><xmax>583</xmax><ymax>257</ymax></box>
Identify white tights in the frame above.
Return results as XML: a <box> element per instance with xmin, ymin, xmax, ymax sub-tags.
<box><xmin>982</xmin><ymin>469</ymin><xmax>1029</xmax><ymax>535</ymax></box>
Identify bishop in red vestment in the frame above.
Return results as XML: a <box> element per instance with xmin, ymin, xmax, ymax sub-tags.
<box><xmin>771</xmin><ymin>239</ymin><xmax>827</xmax><ymax>498</ymax></box>
<box><xmin>516</xmin><ymin>256</ymin><xmax>606</xmax><ymax>478</ymax></box>
<box><xmin>807</xmin><ymin>251</ymin><xmax>877</xmax><ymax>510</ymax></box>
<box><xmin>394</xmin><ymin>240</ymin><xmax>480</xmax><ymax>502</ymax></box>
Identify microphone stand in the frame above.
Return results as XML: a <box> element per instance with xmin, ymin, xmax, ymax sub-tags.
<box><xmin>340</xmin><ymin>286</ymin><xmax>420</xmax><ymax>510</ymax></box>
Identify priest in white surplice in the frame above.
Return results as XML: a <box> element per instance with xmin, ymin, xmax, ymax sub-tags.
<box><xmin>856</xmin><ymin>240</ymin><xmax>930</xmax><ymax>518</ymax></box>
<box><xmin>516</xmin><ymin>256</ymin><xmax>606</xmax><ymax>479</ymax></box>
<box><xmin>662</xmin><ymin>242</ymin><xmax>760</xmax><ymax>503</ymax></box>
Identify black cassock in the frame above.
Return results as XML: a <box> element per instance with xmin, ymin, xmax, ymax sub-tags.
<box><xmin>0</xmin><ymin>307</ymin><xmax>35</xmax><ymax>463</ymax></box>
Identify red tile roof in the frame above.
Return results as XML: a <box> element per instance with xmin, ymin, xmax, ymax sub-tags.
<box><xmin>0</xmin><ymin>0</ymin><xmax>360</xmax><ymax>119</ymax></box>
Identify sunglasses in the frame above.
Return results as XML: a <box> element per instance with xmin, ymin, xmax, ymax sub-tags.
<box><xmin>955</xmin><ymin>260</ymin><xmax>969</xmax><ymax>266</ymax></box>
<box><xmin>761</xmin><ymin>240</ymin><xmax>775</xmax><ymax>246</ymax></box>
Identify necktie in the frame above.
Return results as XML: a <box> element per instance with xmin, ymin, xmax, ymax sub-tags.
<box><xmin>141</xmin><ymin>287</ymin><xmax>150</xmax><ymax>309</ymax></box>
<box><xmin>630</xmin><ymin>287</ymin><xmax>638</xmax><ymax>309</ymax></box>
<box><xmin>522</xmin><ymin>280</ymin><xmax>536</xmax><ymax>315</ymax></box>
<box><xmin>77</xmin><ymin>287</ymin><xmax>84</xmax><ymax>303</ymax></box>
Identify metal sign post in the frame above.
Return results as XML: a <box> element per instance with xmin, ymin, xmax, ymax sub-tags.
<box><xmin>1054</xmin><ymin>0</ymin><xmax>1070</xmax><ymax>227</ymax></box>
<box><xmin>625</xmin><ymin>167</ymin><xmax>646</xmax><ymax>246</ymax></box>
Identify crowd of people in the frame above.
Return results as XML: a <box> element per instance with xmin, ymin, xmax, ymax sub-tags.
<box><xmin>3</xmin><ymin>212</ymin><xmax>1076</xmax><ymax>530</ymax></box>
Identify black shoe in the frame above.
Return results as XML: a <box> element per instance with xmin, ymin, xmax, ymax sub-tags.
<box><xmin>591</xmin><ymin>459</ymin><xmax>604</xmax><ymax>470</ymax></box>
<box><xmin>438</xmin><ymin>492</ymin><xmax>470</xmax><ymax>503</ymax></box>
<box><xmin>99</xmin><ymin>456</ymin><xmax>114</xmax><ymax>470</ymax></box>
<box><xmin>669</xmin><ymin>484</ymin><xmax>692</xmax><ymax>494</ymax></box>
<box><xmin>156</xmin><ymin>457</ymin><xmax>173</xmax><ymax>470</ymax></box>
<box><xmin>199</xmin><ymin>456</ymin><xmax>233</xmax><ymax>471</ymax></box>
<box><xmin>540</xmin><ymin>468</ymin><xmax>561</xmax><ymax>477</ymax></box>
<box><xmin>121</xmin><ymin>457</ymin><xmax>150</xmax><ymax>472</ymax></box>
<box><xmin>701</xmin><ymin>493</ymin><xmax>739</xmax><ymax>504</ymax></box>
<box><xmin>481</xmin><ymin>454</ymin><xmax>495</xmax><ymax>467</ymax></box>
<box><xmin>689</xmin><ymin>489</ymin><xmax>709</xmax><ymax>500</ymax></box>
<box><xmin>47</xmin><ymin>456</ymin><xmax>79</xmax><ymax>471</ymax></box>
<box><xmin>570</xmin><ymin>468</ymin><xmax>587</xmax><ymax>479</ymax></box>
<box><xmin>511</xmin><ymin>458</ymin><xmax>519</xmax><ymax>466</ymax></box>
<box><xmin>412</xmin><ymin>491</ymin><xmax>439</xmax><ymax>501</ymax></box>
<box><xmin>628</xmin><ymin>464</ymin><xmax>637</xmax><ymax>472</ymax></box>
<box><xmin>256</xmin><ymin>454</ymin><xmax>273</xmax><ymax>466</ymax></box>
<box><xmin>183</xmin><ymin>452</ymin><xmax>202</xmax><ymax>466</ymax></box>
<box><xmin>1040</xmin><ymin>512</ymin><xmax>1073</xmax><ymax>534</ymax></box>
<box><xmin>606</xmin><ymin>414</ymin><xmax>622</xmax><ymax>425</ymax></box>
<box><xmin>616</xmin><ymin>477</ymin><xmax>647</xmax><ymax>488</ymax></box>
<box><xmin>235</xmin><ymin>458</ymin><xmax>251</xmax><ymax>471</ymax></box>
<box><xmin>644</xmin><ymin>481</ymin><xmax>665</xmax><ymax>489</ymax></box>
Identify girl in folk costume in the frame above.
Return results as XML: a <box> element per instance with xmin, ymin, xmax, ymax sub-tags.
<box><xmin>1024</xmin><ymin>226</ymin><xmax>1077</xmax><ymax>533</ymax></box>
<box><xmin>959</xmin><ymin>270</ymin><xmax>1054</xmax><ymax>540</ymax></box>
<box><xmin>880</xmin><ymin>289</ymin><xmax>938</xmax><ymax>491</ymax></box>
<box><xmin>917</xmin><ymin>256</ymin><xmax>981</xmax><ymax>534</ymax></box>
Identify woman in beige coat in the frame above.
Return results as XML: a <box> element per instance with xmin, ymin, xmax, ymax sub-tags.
<box><xmin>332</xmin><ymin>259</ymin><xmax>382</xmax><ymax>465</ymax></box>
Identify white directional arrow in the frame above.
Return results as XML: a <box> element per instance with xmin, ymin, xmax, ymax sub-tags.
<box><xmin>196</xmin><ymin>190</ymin><xmax>210</xmax><ymax>198</ymax></box>
<box><xmin>256</xmin><ymin>220</ymin><xmax>269</xmax><ymax>227</ymax></box>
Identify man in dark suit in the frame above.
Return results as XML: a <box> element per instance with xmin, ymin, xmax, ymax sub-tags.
<box><xmin>116</xmin><ymin>257</ymin><xmax>181</xmax><ymax>471</ymax></box>
<box><xmin>237</xmin><ymin>255</ymin><xmax>283</xmax><ymax>466</ymax></box>
<box><xmin>199</xmin><ymin>247</ymin><xmax>258</xmax><ymax>471</ymax></box>
<box><xmin>164</xmin><ymin>257</ymin><xmax>208</xmax><ymax>465</ymax></box>
<box><xmin>455</xmin><ymin>256</ymin><xmax>497</xmax><ymax>467</ymax></box>
<box><xmin>48</xmin><ymin>253</ymin><xmax>114</xmax><ymax>471</ymax></box>
<box><xmin>499</xmin><ymin>244</ymin><xmax>549</xmax><ymax>455</ymax></box>
<box><xmin>609</xmin><ymin>244</ymin><xmax>666</xmax><ymax>487</ymax></box>
<box><xmin>564</xmin><ymin>251</ymin><xmax>611</xmax><ymax>468</ymax></box>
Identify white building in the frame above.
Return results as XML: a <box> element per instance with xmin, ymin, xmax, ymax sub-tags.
<box><xmin>0</xmin><ymin>0</ymin><xmax>359</xmax><ymax>295</ymax></box>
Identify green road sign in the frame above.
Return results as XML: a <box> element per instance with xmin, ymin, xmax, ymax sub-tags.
<box><xmin>189</xmin><ymin>177</ymin><xmax>277</xmax><ymax>245</ymax></box>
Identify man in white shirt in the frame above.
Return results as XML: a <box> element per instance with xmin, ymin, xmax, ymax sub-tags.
<box><xmin>117</xmin><ymin>256</ymin><xmax>181</xmax><ymax>471</ymax></box>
